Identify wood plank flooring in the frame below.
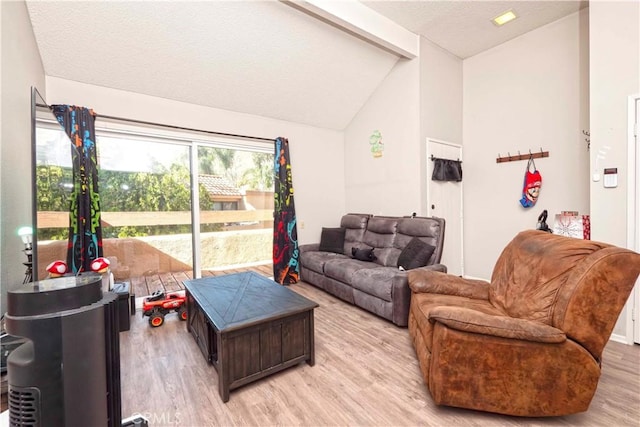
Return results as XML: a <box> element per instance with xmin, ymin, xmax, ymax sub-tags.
<box><xmin>128</xmin><ymin>264</ymin><xmax>273</xmax><ymax>297</ymax></box>
<box><xmin>120</xmin><ymin>279</ymin><xmax>640</xmax><ymax>427</ymax></box>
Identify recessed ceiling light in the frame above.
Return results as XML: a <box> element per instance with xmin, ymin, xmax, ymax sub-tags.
<box><xmin>492</xmin><ymin>10</ymin><xmax>518</xmax><ymax>27</ymax></box>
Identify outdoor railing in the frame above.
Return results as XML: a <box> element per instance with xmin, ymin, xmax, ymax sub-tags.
<box><xmin>37</xmin><ymin>209</ymin><xmax>274</xmax><ymax>227</ymax></box>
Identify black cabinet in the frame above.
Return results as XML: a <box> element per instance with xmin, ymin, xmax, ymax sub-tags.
<box><xmin>5</xmin><ymin>274</ymin><xmax>121</xmax><ymax>427</ymax></box>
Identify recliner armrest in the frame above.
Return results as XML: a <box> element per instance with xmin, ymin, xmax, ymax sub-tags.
<box><xmin>408</xmin><ymin>269</ymin><xmax>490</xmax><ymax>300</ymax></box>
<box><xmin>429</xmin><ymin>306</ymin><xmax>566</xmax><ymax>344</ymax></box>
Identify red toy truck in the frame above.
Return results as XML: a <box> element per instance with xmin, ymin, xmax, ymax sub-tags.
<box><xmin>142</xmin><ymin>290</ymin><xmax>187</xmax><ymax>327</ymax></box>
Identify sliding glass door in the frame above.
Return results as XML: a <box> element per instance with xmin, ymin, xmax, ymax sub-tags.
<box><xmin>96</xmin><ymin>135</ymin><xmax>194</xmax><ymax>294</ymax></box>
<box><xmin>195</xmin><ymin>145</ymin><xmax>274</xmax><ymax>277</ymax></box>
<box><xmin>34</xmin><ymin>119</ymin><xmax>273</xmax><ymax>294</ymax></box>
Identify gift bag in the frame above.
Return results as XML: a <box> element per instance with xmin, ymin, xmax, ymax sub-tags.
<box><xmin>553</xmin><ymin>214</ymin><xmax>590</xmax><ymax>239</ymax></box>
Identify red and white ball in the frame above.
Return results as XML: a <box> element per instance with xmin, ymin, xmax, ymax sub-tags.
<box><xmin>90</xmin><ymin>257</ymin><xmax>110</xmax><ymax>273</ymax></box>
<box><xmin>46</xmin><ymin>260</ymin><xmax>68</xmax><ymax>277</ymax></box>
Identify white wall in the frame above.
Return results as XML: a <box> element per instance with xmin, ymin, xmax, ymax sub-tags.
<box><xmin>45</xmin><ymin>77</ymin><xmax>346</xmax><ymax>246</ymax></box>
<box><xmin>343</xmin><ymin>57</ymin><xmax>421</xmax><ymax>216</ymax></box>
<box><xmin>589</xmin><ymin>1</ymin><xmax>639</xmax><ymax>247</ymax></box>
<box><xmin>0</xmin><ymin>1</ymin><xmax>46</xmax><ymax>313</ymax></box>
<box><xmin>419</xmin><ymin>38</ymin><xmax>463</xmax><ymax>215</ymax></box>
<box><xmin>588</xmin><ymin>0</ymin><xmax>640</xmax><ymax>340</ymax></box>
<box><xmin>463</xmin><ymin>10</ymin><xmax>590</xmax><ymax>280</ymax></box>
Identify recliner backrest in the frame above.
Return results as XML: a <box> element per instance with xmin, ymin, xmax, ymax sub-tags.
<box><xmin>489</xmin><ymin>230</ymin><xmax>640</xmax><ymax>359</ymax></box>
<box><xmin>362</xmin><ymin>217</ymin><xmax>398</xmax><ymax>266</ymax></box>
<box><xmin>552</xmin><ymin>246</ymin><xmax>640</xmax><ymax>359</ymax></box>
<box><xmin>339</xmin><ymin>213</ymin><xmax>446</xmax><ymax>268</ymax></box>
<box><xmin>340</xmin><ymin>213</ymin><xmax>371</xmax><ymax>255</ymax></box>
<box><xmin>489</xmin><ymin>231</ymin><xmax>609</xmax><ymax>324</ymax></box>
<box><xmin>396</xmin><ymin>217</ymin><xmax>445</xmax><ymax>266</ymax></box>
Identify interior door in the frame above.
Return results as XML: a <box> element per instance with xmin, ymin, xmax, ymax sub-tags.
<box><xmin>426</xmin><ymin>138</ymin><xmax>463</xmax><ymax>276</ymax></box>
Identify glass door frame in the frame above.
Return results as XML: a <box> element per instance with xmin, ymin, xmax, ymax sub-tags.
<box><xmin>32</xmin><ymin>107</ymin><xmax>273</xmax><ymax>282</ymax></box>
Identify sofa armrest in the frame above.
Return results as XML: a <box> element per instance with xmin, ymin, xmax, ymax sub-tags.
<box><xmin>429</xmin><ymin>306</ymin><xmax>566</xmax><ymax>344</ymax></box>
<box><xmin>408</xmin><ymin>269</ymin><xmax>490</xmax><ymax>300</ymax></box>
<box><xmin>299</xmin><ymin>243</ymin><xmax>320</xmax><ymax>253</ymax></box>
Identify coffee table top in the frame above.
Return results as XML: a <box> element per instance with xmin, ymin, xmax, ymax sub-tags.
<box><xmin>183</xmin><ymin>272</ymin><xmax>318</xmax><ymax>332</ymax></box>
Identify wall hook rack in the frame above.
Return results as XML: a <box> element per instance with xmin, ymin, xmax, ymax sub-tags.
<box><xmin>430</xmin><ymin>154</ymin><xmax>461</xmax><ymax>163</ymax></box>
<box><xmin>496</xmin><ymin>148</ymin><xmax>549</xmax><ymax>163</ymax></box>
<box><xmin>582</xmin><ymin>130</ymin><xmax>590</xmax><ymax>151</ymax></box>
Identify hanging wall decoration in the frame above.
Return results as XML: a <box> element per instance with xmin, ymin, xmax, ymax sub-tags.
<box><xmin>519</xmin><ymin>157</ymin><xmax>542</xmax><ymax>208</ymax></box>
<box><xmin>52</xmin><ymin>104</ymin><xmax>103</xmax><ymax>273</ymax></box>
<box><xmin>273</xmin><ymin>137</ymin><xmax>300</xmax><ymax>285</ymax></box>
<box><xmin>369</xmin><ymin>130</ymin><xmax>384</xmax><ymax>158</ymax></box>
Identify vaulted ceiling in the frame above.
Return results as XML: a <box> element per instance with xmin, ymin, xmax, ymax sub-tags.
<box><xmin>25</xmin><ymin>1</ymin><xmax>587</xmax><ymax>130</ymax></box>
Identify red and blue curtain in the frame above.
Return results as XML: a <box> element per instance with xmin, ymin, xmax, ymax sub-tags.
<box><xmin>273</xmin><ymin>137</ymin><xmax>300</xmax><ymax>285</ymax></box>
<box><xmin>52</xmin><ymin>105</ymin><xmax>103</xmax><ymax>273</ymax></box>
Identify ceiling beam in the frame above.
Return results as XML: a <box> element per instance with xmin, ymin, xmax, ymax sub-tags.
<box><xmin>281</xmin><ymin>0</ymin><xmax>419</xmax><ymax>59</ymax></box>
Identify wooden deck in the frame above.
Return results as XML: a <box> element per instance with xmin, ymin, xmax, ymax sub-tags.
<box><xmin>128</xmin><ymin>263</ymin><xmax>273</xmax><ymax>298</ymax></box>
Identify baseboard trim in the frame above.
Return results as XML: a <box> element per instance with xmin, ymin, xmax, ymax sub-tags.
<box><xmin>609</xmin><ymin>333</ymin><xmax>633</xmax><ymax>345</ymax></box>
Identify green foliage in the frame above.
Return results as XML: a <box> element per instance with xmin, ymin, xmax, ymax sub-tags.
<box><xmin>198</xmin><ymin>146</ymin><xmax>239</xmax><ymax>185</ymax></box>
<box><xmin>36</xmin><ymin>165</ymin><xmax>73</xmax><ymax>212</ymax></box>
<box><xmin>36</xmin><ymin>163</ymin><xmax>215</xmax><ymax>239</ymax></box>
<box><xmin>239</xmin><ymin>152</ymin><xmax>274</xmax><ymax>191</ymax></box>
<box><xmin>36</xmin><ymin>148</ymin><xmax>272</xmax><ymax>240</ymax></box>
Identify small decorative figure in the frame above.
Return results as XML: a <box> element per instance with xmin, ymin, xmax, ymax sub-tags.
<box><xmin>46</xmin><ymin>260</ymin><xmax>68</xmax><ymax>278</ymax></box>
<box><xmin>90</xmin><ymin>257</ymin><xmax>110</xmax><ymax>273</ymax></box>
<box><xmin>369</xmin><ymin>130</ymin><xmax>384</xmax><ymax>158</ymax></box>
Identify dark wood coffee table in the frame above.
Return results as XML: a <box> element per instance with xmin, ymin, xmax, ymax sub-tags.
<box><xmin>183</xmin><ymin>271</ymin><xmax>318</xmax><ymax>402</ymax></box>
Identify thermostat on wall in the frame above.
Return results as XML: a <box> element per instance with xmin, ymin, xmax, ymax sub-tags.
<box><xmin>603</xmin><ymin>168</ymin><xmax>618</xmax><ymax>188</ymax></box>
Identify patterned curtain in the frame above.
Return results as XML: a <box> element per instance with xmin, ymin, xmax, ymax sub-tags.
<box><xmin>52</xmin><ymin>105</ymin><xmax>103</xmax><ymax>273</ymax></box>
<box><xmin>273</xmin><ymin>137</ymin><xmax>300</xmax><ymax>285</ymax></box>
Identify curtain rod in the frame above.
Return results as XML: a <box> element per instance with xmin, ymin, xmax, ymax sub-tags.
<box><xmin>37</xmin><ymin>103</ymin><xmax>276</xmax><ymax>143</ymax></box>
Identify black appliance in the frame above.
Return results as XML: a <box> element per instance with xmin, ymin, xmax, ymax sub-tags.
<box><xmin>5</xmin><ymin>274</ymin><xmax>121</xmax><ymax>426</ymax></box>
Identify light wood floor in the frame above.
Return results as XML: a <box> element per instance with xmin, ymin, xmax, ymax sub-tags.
<box><xmin>120</xmin><ymin>281</ymin><xmax>640</xmax><ymax>427</ymax></box>
<box><xmin>128</xmin><ymin>264</ymin><xmax>273</xmax><ymax>298</ymax></box>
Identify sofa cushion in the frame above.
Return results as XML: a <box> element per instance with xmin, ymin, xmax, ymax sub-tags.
<box><xmin>299</xmin><ymin>250</ymin><xmax>346</xmax><ymax>275</ymax></box>
<box><xmin>362</xmin><ymin>217</ymin><xmax>398</xmax><ymax>267</ymax></box>
<box><xmin>397</xmin><ymin>237</ymin><xmax>435</xmax><ymax>270</ymax></box>
<box><xmin>351</xmin><ymin>267</ymin><xmax>403</xmax><ymax>302</ymax></box>
<box><xmin>319</xmin><ymin>227</ymin><xmax>346</xmax><ymax>254</ymax></box>
<box><xmin>396</xmin><ymin>217</ymin><xmax>443</xmax><ymax>265</ymax></box>
<box><xmin>352</xmin><ymin>247</ymin><xmax>377</xmax><ymax>262</ymax></box>
<box><xmin>324</xmin><ymin>258</ymin><xmax>379</xmax><ymax>284</ymax></box>
<box><xmin>411</xmin><ymin>292</ymin><xmax>505</xmax><ymax>352</ymax></box>
<box><xmin>341</xmin><ymin>214</ymin><xmax>370</xmax><ymax>255</ymax></box>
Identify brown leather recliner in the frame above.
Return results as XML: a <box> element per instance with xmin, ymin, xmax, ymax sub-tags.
<box><xmin>407</xmin><ymin>230</ymin><xmax>640</xmax><ymax>417</ymax></box>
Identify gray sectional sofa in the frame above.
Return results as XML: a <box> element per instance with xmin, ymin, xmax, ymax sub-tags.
<box><xmin>299</xmin><ymin>213</ymin><xmax>446</xmax><ymax>326</ymax></box>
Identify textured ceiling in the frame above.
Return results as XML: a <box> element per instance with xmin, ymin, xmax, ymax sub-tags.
<box><xmin>25</xmin><ymin>1</ymin><xmax>587</xmax><ymax>131</ymax></box>
<box><xmin>362</xmin><ymin>1</ymin><xmax>587</xmax><ymax>59</ymax></box>
<box><xmin>26</xmin><ymin>1</ymin><xmax>399</xmax><ymax>130</ymax></box>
